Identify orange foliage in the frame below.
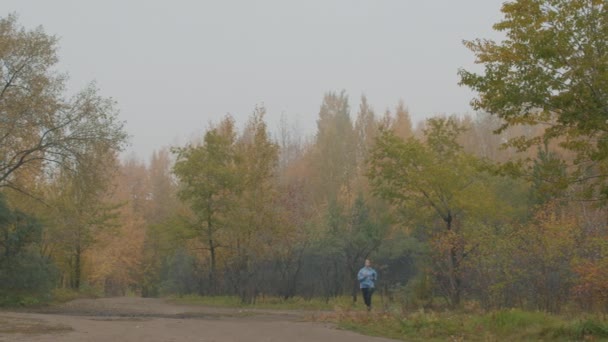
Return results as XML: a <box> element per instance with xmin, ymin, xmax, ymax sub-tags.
<box><xmin>572</xmin><ymin>238</ymin><xmax>608</xmax><ymax>311</ymax></box>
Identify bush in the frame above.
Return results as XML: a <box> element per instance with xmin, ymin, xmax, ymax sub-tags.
<box><xmin>388</xmin><ymin>274</ymin><xmax>436</xmax><ymax>312</ymax></box>
<box><xmin>0</xmin><ymin>195</ymin><xmax>57</xmax><ymax>306</ymax></box>
<box><xmin>0</xmin><ymin>251</ymin><xmax>57</xmax><ymax>306</ymax></box>
<box><xmin>159</xmin><ymin>250</ymin><xmax>199</xmax><ymax>296</ymax></box>
<box><xmin>552</xmin><ymin>318</ymin><xmax>608</xmax><ymax>340</ymax></box>
<box><xmin>482</xmin><ymin>309</ymin><xmax>553</xmax><ymax>332</ymax></box>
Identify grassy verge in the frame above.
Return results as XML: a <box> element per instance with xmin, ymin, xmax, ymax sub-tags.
<box><xmin>171</xmin><ymin>295</ymin><xmax>608</xmax><ymax>341</ymax></box>
<box><xmin>331</xmin><ymin>309</ymin><xmax>608</xmax><ymax>341</ymax></box>
<box><xmin>49</xmin><ymin>287</ymin><xmax>100</xmax><ymax>304</ymax></box>
<box><xmin>0</xmin><ymin>287</ymin><xmax>100</xmax><ymax>309</ymax></box>
<box><xmin>169</xmin><ymin>294</ymin><xmax>357</xmax><ymax>311</ymax></box>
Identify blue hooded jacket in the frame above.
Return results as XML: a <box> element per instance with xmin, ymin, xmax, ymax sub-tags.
<box><xmin>357</xmin><ymin>266</ymin><xmax>377</xmax><ymax>289</ymax></box>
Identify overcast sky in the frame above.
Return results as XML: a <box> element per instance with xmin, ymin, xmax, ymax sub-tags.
<box><xmin>5</xmin><ymin>1</ymin><xmax>506</xmax><ymax>160</ymax></box>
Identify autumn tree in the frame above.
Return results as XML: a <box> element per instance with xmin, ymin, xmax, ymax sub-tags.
<box><xmin>0</xmin><ymin>15</ymin><xmax>127</xmax><ymax>197</ymax></box>
<box><xmin>311</xmin><ymin>91</ymin><xmax>357</xmax><ymax>203</ymax></box>
<box><xmin>368</xmin><ymin>117</ymin><xmax>496</xmax><ymax>307</ymax></box>
<box><xmin>172</xmin><ymin>116</ymin><xmax>240</xmax><ymax>294</ymax></box>
<box><xmin>86</xmin><ymin>156</ymin><xmax>148</xmax><ymax>296</ymax></box>
<box><xmin>308</xmin><ymin>92</ymin><xmax>383</xmax><ymax>300</ymax></box>
<box><xmin>391</xmin><ymin>100</ymin><xmax>414</xmax><ymax>140</ymax></box>
<box><xmin>141</xmin><ymin>148</ymin><xmax>179</xmax><ymax>297</ymax></box>
<box><xmin>146</xmin><ymin>149</ymin><xmax>177</xmax><ymax>224</ymax></box>
<box><xmin>354</xmin><ymin>95</ymin><xmax>377</xmax><ymax>173</ymax></box>
<box><xmin>459</xmin><ymin>0</ymin><xmax>608</xmax><ymax>199</ymax></box>
<box><xmin>572</xmin><ymin>235</ymin><xmax>608</xmax><ymax>312</ymax></box>
<box><xmin>226</xmin><ymin>107</ymin><xmax>279</xmax><ymax>303</ymax></box>
<box><xmin>273</xmin><ymin>117</ymin><xmax>316</xmax><ymax>299</ymax></box>
<box><xmin>45</xmin><ymin>146</ymin><xmax>121</xmax><ymax>290</ymax></box>
<box><xmin>272</xmin><ymin>177</ymin><xmax>315</xmax><ymax>299</ymax></box>
<box><xmin>325</xmin><ymin>192</ymin><xmax>386</xmax><ymax>303</ymax></box>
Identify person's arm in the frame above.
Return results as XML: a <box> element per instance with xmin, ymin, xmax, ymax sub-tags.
<box><xmin>357</xmin><ymin>269</ymin><xmax>365</xmax><ymax>282</ymax></box>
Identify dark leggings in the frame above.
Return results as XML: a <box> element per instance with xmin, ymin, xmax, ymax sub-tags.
<box><xmin>361</xmin><ymin>287</ymin><xmax>374</xmax><ymax>308</ymax></box>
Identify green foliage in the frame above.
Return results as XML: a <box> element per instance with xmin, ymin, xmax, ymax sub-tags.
<box><xmin>316</xmin><ymin>193</ymin><xmax>389</xmax><ymax>301</ymax></box>
<box><xmin>172</xmin><ymin>115</ymin><xmax>240</xmax><ymax>293</ymax></box>
<box><xmin>529</xmin><ymin>147</ymin><xmax>569</xmax><ymax>206</ymax></box>
<box><xmin>324</xmin><ymin>194</ymin><xmax>386</xmax><ymax>260</ymax></box>
<box><xmin>368</xmin><ymin>117</ymin><xmax>502</xmax><ymax>307</ymax></box>
<box><xmin>173</xmin><ymin>116</ymin><xmax>240</xmax><ymax>217</ymax></box>
<box><xmin>0</xmin><ymin>203</ymin><xmax>42</xmax><ymax>259</ymax></box>
<box><xmin>481</xmin><ymin>309</ymin><xmax>558</xmax><ymax>335</ymax></box>
<box><xmin>0</xmin><ymin>251</ymin><xmax>57</xmax><ymax>296</ymax></box>
<box><xmin>389</xmin><ymin>274</ymin><xmax>435</xmax><ymax>311</ymax></box>
<box><xmin>459</xmin><ymin>0</ymin><xmax>608</xmax><ymax>198</ymax></box>
<box><xmin>160</xmin><ymin>249</ymin><xmax>198</xmax><ymax>296</ymax></box>
<box><xmin>554</xmin><ymin>318</ymin><xmax>608</xmax><ymax>340</ymax></box>
<box><xmin>171</xmin><ymin>108</ymin><xmax>281</xmax><ymax>300</ymax></box>
<box><xmin>141</xmin><ymin>219</ymin><xmax>188</xmax><ymax>297</ymax></box>
<box><xmin>228</xmin><ymin>107</ymin><xmax>281</xmax><ymax>303</ymax></box>
<box><xmin>0</xmin><ymin>195</ymin><xmax>56</xmax><ymax>306</ymax></box>
<box><xmin>368</xmin><ymin>117</ymin><xmax>490</xmax><ymax>226</ymax></box>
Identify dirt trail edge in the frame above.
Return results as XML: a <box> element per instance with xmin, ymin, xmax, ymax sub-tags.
<box><xmin>0</xmin><ymin>297</ymin><xmax>399</xmax><ymax>342</ymax></box>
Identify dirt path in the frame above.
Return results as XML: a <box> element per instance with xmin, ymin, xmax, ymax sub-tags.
<box><xmin>0</xmin><ymin>297</ymin><xmax>399</xmax><ymax>342</ymax></box>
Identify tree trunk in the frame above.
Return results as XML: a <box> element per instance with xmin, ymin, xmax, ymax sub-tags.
<box><xmin>206</xmin><ymin>199</ymin><xmax>217</xmax><ymax>295</ymax></box>
<box><xmin>349</xmin><ymin>260</ymin><xmax>359</xmax><ymax>303</ymax></box>
<box><xmin>450</xmin><ymin>246</ymin><xmax>461</xmax><ymax>307</ymax></box>
<box><xmin>445</xmin><ymin>211</ymin><xmax>461</xmax><ymax>307</ymax></box>
<box><xmin>209</xmin><ymin>237</ymin><xmax>216</xmax><ymax>294</ymax></box>
<box><xmin>74</xmin><ymin>244</ymin><xmax>81</xmax><ymax>290</ymax></box>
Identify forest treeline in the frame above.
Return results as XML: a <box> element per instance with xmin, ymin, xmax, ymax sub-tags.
<box><xmin>1</xmin><ymin>0</ymin><xmax>607</xmax><ymax>313</ymax></box>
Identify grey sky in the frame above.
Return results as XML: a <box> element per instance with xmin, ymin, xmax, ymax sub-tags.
<box><xmin>5</xmin><ymin>1</ymin><xmax>506</xmax><ymax>160</ymax></box>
